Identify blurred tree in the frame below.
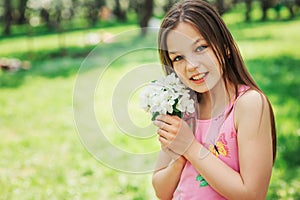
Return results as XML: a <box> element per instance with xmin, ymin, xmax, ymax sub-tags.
<box><xmin>27</xmin><ymin>0</ymin><xmax>75</xmax><ymax>29</ymax></box>
<box><xmin>53</xmin><ymin>2</ymin><xmax>63</xmax><ymax>29</ymax></box>
<box><xmin>163</xmin><ymin>0</ymin><xmax>179</xmax><ymax>12</ymax></box>
<box><xmin>207</xmin><ymin>0</ymin><xmax>234</xmax><ymax>15</ymax></box>
<box><xmin>132</xmin><ymin>0</ymin><xmax>154</xmax><ymax>36</ymax></box>
<box><xmin>40</xmin><ymin>7</ymin><xmax>50</xmax><ymax>26</ymax></box>
<box><xmin>261</xmin><ymin>0</ymin><xmax>275</xmax><ymax>21</ymax></box>
<box><xmin>83</xmin><ymin>0</ymin><xmax>105</xmax><ymax>27</ymax></box>
<box><xmin>3</xmin><ymin>0</ymin><xmax>13</xmax><ymax>35</ymax></box>
<box><xmin>245</xmin><ymin>0</ymin><xmax>252</xmax><ymax>21</ymax></box>
<box><xmin>244</xmin><ymin>0</ymin><xmax>299</xmax><ymax>21</ymax></box>
<box><xmin>17</xmin><ymin>0</ymin><xmax>28</xmax><ymax>24</ymax></box>
<box><xmin>282</xmin><ymin>0</ymin><xmax>300</xmax><ymax>18</ymax></box>
<box><xmin>113</xmin><ymin>0</ymin><xmax>128</xmax><ymax>22</ymax></box>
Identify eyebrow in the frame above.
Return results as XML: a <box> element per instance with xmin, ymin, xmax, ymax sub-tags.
<box><xmin>193</xmin><ymin>38</ymin><xmax>205</xmax><ymax>44</ymax></box>
<box><xmin>168</xmin><ymin>37</ymin><xmax>206</xmax><ymax>55</ymax></box>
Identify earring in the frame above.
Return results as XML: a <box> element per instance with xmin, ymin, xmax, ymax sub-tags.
<box><xmin>227</xmin><ymin>50</ymin><xmax>231</xmax><ymax>59</ymax></box>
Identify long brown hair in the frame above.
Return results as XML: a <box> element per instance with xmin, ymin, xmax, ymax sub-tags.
<box><xmin>158</xmin><ymin>0</ymin><xmax>276</xmax><ymax>163</ymax></box>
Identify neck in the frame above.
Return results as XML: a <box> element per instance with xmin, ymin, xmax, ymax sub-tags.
<box><xmin>199</xmin><ymin>80</ymin><xmax>235</xmax><ymax>119</ymax></box>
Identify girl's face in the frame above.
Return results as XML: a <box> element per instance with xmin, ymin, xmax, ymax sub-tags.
<box><xmin>166</xmin><ymin>22</ymin><xmax>223</xmax><ymax>93</ymax></box>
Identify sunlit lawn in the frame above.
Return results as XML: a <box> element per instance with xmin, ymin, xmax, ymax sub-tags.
<box><xmin>0</xmin><ymin>4</ymin><xmax>299</xmax><ymax>199</ymax></box>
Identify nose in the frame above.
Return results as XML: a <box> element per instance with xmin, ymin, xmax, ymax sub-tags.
<box><xmin>186</xmin><ymin>57</ymin><xmax>198</xmax><ymax>71</ymax></box>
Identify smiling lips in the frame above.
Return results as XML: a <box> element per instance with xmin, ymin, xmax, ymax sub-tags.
<box><xmin>190</xmin><ymin>72</ymin><xmax>208</xmax><ymax>83</ymax></box>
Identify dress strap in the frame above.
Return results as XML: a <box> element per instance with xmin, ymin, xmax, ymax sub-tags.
<box><xmin>237</xmin><ymin>85</ymin><xmax>250</xmax><ymax>96</ymax></box>
<box><xmin>225</xmin><ymin>85</ymin><xmax>251</xmax><ymax>113</ymax></box>
<box><xmin>235</xmin><ymin>85</ymin><xmax>251</xmax><ymax>103</ymax></box>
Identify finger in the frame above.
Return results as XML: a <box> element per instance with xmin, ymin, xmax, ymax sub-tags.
<box><xmin>156</xmin><ymin>114</ymin><xmax>180</xmax><ymax>125</ymax></box>
<box><xmin>158</xmin><ymin>135</ymin><xmax>170</xmax><ymax>147</ymax></box>
<box><xmin>153</xmin><ymin>120</ymin><xmax>172</xmax><ymax>131</ymax></box>
<box><xmin>154</xmin><ymin>120</ymin><xmax>180</xmax><ymax>135</ymax></box>
<box><xmin>157</xmin><ymin>128</ymin><xmax>177</xmax><ymax>143</ymax></box>
<box><xmin>157</xmin><ymin>128</ymin><xmax>163</xmax><ymax>136</ymax></box>
<box><xmin>157</xmin><ymin>128</ymin><xmax>169</xmax><ymax>139</ymax></box>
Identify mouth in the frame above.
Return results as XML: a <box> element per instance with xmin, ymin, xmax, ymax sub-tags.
<box><xmin>190</xmin><ymin>72</ymin><xmax>208</xmax><ymax>83</ymax></box>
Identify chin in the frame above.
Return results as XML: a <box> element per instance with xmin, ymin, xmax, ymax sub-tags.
<box><xmin>190</xmin><ymin>85</ymin><xmax>209</xmax><ymax>94</ymax></box>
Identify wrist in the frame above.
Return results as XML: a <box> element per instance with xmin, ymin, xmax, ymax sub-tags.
<box><xmin>172</xmin><ymin>156</ymin><xmax>187</xmax><ymax>169</ymax></box>
<box><xmin>184</xmin><ymin>140</ymin><xmax>210</xmax><ymax>161</ymax></box>
<box><xmin>183</xmin><ymin>139</ymin><xmax>197</xmax><ymax>160</ymax></box>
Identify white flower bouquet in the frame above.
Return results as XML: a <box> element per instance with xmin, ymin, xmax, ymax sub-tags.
<box><xmin>140</xmin><ymin>73</ymin><xmax>195</xmax><ymax>121</ymax></box>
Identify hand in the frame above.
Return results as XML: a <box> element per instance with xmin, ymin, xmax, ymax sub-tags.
<box><xmin>155</xmin><ymin>148</ymin><xmax>186</xmax><ymax>171</ymax></box>
<box><xmin>153</xmin><ymin>114</ymin><xmax>195</xmax><ymax>155</ymax></box>
<box><xmin>162</xmin><ymin>146</ymin><xmax>181</xmax><ymax>161</ymax></box>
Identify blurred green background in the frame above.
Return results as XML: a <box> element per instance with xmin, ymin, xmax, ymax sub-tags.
<box><xmin>0</xmin><ymin>0</ymin><xmax>299</xmax><ymax>199</ymax></box>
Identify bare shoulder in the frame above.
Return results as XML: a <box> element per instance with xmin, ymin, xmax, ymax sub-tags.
<box><xmin>234</xmin><ymin>89</ymin><xmax>270</xmax><ymax>128</ymax></box>
<box><xmin>236</xmin><ymin>89</ymin><xmax>268</xmax><ymax>112</ymax></box>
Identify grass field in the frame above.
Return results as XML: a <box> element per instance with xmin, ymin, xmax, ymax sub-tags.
<box><xmin>0</xmin><ymin>4</ymin><xmax>299</xmax><ymax>199</ymax></box>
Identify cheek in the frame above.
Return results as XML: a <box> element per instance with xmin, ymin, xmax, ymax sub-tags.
<box><xmin>173</xmin><ymin>63</ymin><xmax>185</xmax><ymax>75</ymax></box>
<box><xmin>174</xmin><ymin>69</ymin><xmax>185</xmax><ymax>82</ymax></box>
<box><xmin>210</xmin><ymin>65</ymin><xmax>223</xmax><ymax>82</ymax></box>
<box><xmin>213</xmin><ymin>56</ymin><xmax>223</xmax><ymax>76</ymax></box>
<box><xmin>208</xmin><ymin>55</ymin><xmax>223</xmax><ymax>76</ymax></box>
<box><xmin>172</xmin><ymin>66</ymin><xmax>190</xmax><ymax>85</ymax></box>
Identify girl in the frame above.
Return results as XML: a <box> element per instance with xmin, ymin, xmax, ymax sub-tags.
<box><xmin>152</xmin><ymin>0</ymin><xmax>277</xmax><ymax>199</ymax></box>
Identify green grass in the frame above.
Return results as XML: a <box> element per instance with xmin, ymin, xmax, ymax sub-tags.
<box><xmin>0</xmin><ymin>4</ymin><xmax>300</xmax><ymax>199</ymax></box>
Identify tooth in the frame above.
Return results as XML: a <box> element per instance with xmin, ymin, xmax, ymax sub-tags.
<box><xmin>192</xmin><ymin>74</ymin><xmax>205</xmax><ymax>80</ymax></box>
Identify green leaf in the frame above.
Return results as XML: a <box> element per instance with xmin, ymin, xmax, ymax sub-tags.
<box><xmin>196</xmin><ymin>175</ymin><xmax>204</xmax><ymax>181</ymax></box>
<box><xmin>172</xmin><ymin>109</ymin><xmax>182</xmax><ymax>118</ymax></box>
<box><xmin>200</xmin><ymin>180</ymin><xmax>209</xmax><ymax>187</ymax></box>
<box><xmin>151</xmin><ymin>112</ymin><xmax>159</xmax><ymax>121</ymax></box>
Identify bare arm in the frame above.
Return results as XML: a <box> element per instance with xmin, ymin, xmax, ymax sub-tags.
<box><xmin>152</xmin><ymin>151</ymin><xmax>186</xmax><ymax>200</ymax></box>
<box><xmin>183</xmin><ymin>90</ymin><xmax>274</xmax><ymax>199</ymax></box>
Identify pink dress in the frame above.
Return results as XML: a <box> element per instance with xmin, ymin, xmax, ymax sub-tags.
<box><xmin>173</xmin><ymin>85</ymin><xmax>250</xmax><ymax>200</ymax></box>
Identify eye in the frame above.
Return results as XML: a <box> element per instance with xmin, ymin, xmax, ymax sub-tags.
<box><xmin>195</xmin><ymin>45</ymin><xmax>208</xmax><ymax>52</ymax></box>
<box><xmin>172</xmin><ymin>55</ymin><xmax>183</xmax><ymax>62</ymax></box>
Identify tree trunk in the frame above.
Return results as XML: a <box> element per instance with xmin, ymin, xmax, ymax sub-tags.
<box><xmin>261</xmin><ymin>2</ymin><xmax>268</xmax><ymax>21</ymax></box>
<box><xmin>3</xmin><ymin>0</ymin><xmax>13</xmax><ymax>35</ymax></box>
<box><xmin>86</xmin><ymin>0</ymin><xmax>106</xmax><ymax>27</ymax></box>
<box><xmin>137</xmin><ymin>0</ymin><xmax>154</xmax><ymax>37</ymax></box>
<box><xmin>40</xmin><ymin>8</ymin><xmax>51</xmax><ymax>28</ymax></box>
<box><xmin>261</xmin><ymin>0</ymin><xmax>273</xmax><ymax>21</ymax></box>
<box><xmin>17</xmin><ymin>0</ymin><xmax>28</xmax><ymax>24</ymax></box>
<box><xmin>245</xmin><ymin>0</ymin><xmax>253</xmax><ymax>22</ymax></box>
<box><xmin>163</xmin><ymin>0</ymin><xmax>178</xmax><ymax>12</ymax></box>
<box><xmin>216</xmin><ymin>0</ymin><xmax>226</xmax><ymax>15</ymax></box>
<box><xmin>113</xmin><ymin>0</ymin><xmax>127</xmax><ymax>22</ymax></box>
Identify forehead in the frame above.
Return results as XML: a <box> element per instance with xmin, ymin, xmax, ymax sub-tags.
<box><xmin>166</xmin><ymin>22</ymin><xmax>204</xmax><ymax>50</ymax></box>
